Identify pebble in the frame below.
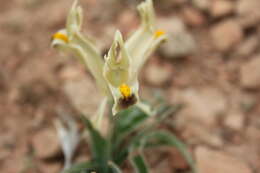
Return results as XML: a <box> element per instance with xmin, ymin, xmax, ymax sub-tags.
<box><xmin>210</xmin><ymin>0</ymin><xmax>234</xmax><ymax>18</ymax></box>
<box><xmin>240</xmin><ymin>55</ymin><xmax>260</xmax><ymax>89</ymax></box>
<box><xmin>169</xmin><ymin>148</ymin><xmax>189</xmax><ymax>170</ymax></box>
<box><xmin>171</xmin><ymin>88</ymin><xmax>227</xmax><ymax>127</ymax></box>
<box><xmin>234</xmin><ymin>36</ymin><xmax>259</xmax><ymax>58</ymax></box>
<box><xmin>195</xmin><ymin>147</ymin><xmax>252</xmax><ymax>173</ymax></box>
<box><xmin>182</xmin><ymin>6</ymin><xmax>205</xmax><ymax>27</ymax></box>
<box><xmin>236</xmin><ymin>0</ymin><xmax>260</xmax><ymax>28</ymax></box>
<box><xmin>144</xmin><ymin>59</ymin><xmax>173</xmax><ymax>86</ymax></box>
<box><xmin>210</xmin><ymin>20</ymin><xmax>243</xmax><ymax>52</ymax></box>
<box><xmin>182</xmin><ymin>123</ymin><xmax>224</xmax><ymax>147</ymax></box>
<box><xmin>157</xmin><ymin>16</ymin><xmax>186</xmax><ymax>34</ymax></box>
<box><xmin>192</xmin><ymin>0</ymin><xmax>210</xmax><ymax>11</ymax></box>
<box><xmin>157</xmin><ymin>17</ymin><xmax>196</xmax><ymax>58</ymax></box>
<box><xmin>32</xmin><ymin>128</ymin><xmax>60</xmax><ymax>159</ymax></box>
<box><xmin>224</xmin><ymin>111</ymin><xmax>244</xmax><ymax>131</ymax></box>
<box><xmin>62</xmin><ymin>69</ymin><xmax>103</xmax><ymax>115</ymax></box>
<box><xmin>237</xmin><ymin>0</ymin><xmax>260</xmax><ymax>16</ymax></box>
<box><xmin>160</xmin><ymin>31</ymin><xmax>196</xmax><ymax>58</ymax></box>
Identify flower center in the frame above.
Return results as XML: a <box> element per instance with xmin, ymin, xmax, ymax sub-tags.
<box><xmin>154</xmin><ymin>30</ymin><xmax>165</xmax><ymax>38</ymax></box>
<box><xmin>52</xmin><ymin>32</ymin><xmax>69</xmax><ymax>43</ymax></box>
<box><xmin>119</xmin><ymin>84</ymin><xmax>131</xmax><ymax>99</ymax></box>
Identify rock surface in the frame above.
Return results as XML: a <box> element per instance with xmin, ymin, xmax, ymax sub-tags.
<box><xmin>158</xmin><ymin>16</ymin><xmax>196</xmax><ymax>58</ymax></box>
<box><xmin>210</xmin><ymin>0</ymin><xmax>234</xmax><ymax>18</ymax></box>
<box><xmin>171</xmin><ymin>88</ymin><xmax>227</xmax><ymax>127</ymax></box>
<box><xmin>182</xmin><ymin>6</ymin><xmax>205</xmax><ymax>26</ymax></box>
<box><xmin>210</xmin><ymin>20</ymin><xmax>243</xmax><ymax>52</ymax></box>
<box><xmin>192</xmin><ymin>0</ymin><xmax>210</xmax><ymax>11</ymax></box>
<box><xmin>236</xmin><ymin>0</ymin><xmax>260</xmax><ymax>28</ymax></box>
<box><xmin>195</xmin><ymin>147</ymin><xmax>252</xmax><ymax>173</ymax></box>
<box><xmin>144</xmin><ymin>59</ymin><xmax>173</xmax><ymax>86</ymax></box>
<box><xmin>224</xmin><ymin>111</ymin><xmax>244</xmax><ymax>130</ymax></box>
<box><xmin>62</xmin><ymin>66</ymin><xmax>103</xmax><ymax>115</ymax></box>
<box><xmin>234</xmin><ymin>36</ymin><xmax>259</xmax><ymax>58</ymax></box>
<box><xmin>32</xmin><ymin>128</ymin><xmax>60</xmax><ymax>159</ymax></box>
<box><xmin>240</xmin><ymin>55</ymin><xmax>260</xmax><ymax>89</ymax></box>
<box><xmin>160</xmin><ymin>31</ymin><xmax>196</xmax><ymax>58</ymax></box>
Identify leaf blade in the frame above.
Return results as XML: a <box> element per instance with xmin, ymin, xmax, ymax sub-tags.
<box><xmin>130</xmin><ymin>154</ymin><xmax>149</xmax><ymax>173</ymax></box>
<box><xmin>131</xmin><ymin>130</ymin><xmax>197</xmax><ymax>173</ymax></box>
<box><xmin>81</xmin><ymin>116</ymin><xmax>110</xmax><ymax>173</ymax></box>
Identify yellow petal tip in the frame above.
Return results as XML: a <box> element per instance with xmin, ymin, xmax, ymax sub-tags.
<box><xmin>52</xmin><ymin>32</ymin><xmax>69</xmax><ymax>43</ymax></box>
<box><xmin>154</xmin><ymin>30</ymin><xmax>165</xmax><ymax>38</ymax></box>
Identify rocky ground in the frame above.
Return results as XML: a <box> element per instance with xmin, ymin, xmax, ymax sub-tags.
<box><xmin>0</xmin><ymin>0</ymin><xmax>260</xmax><ymax>173</ymax></box>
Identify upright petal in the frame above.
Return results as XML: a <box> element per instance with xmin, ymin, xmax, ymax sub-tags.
<box><xmin>103</xmin><ymin>30</ymin><xmax>131</xmax><ymax>88</ymax></box>
<box><xmin>66</xmin><ymin>0</ymin><xmax>83</xmax><ymax>39</ymax></box>
<box><xmin>103</xmin><ymin>31</ymin><xmax>141</xmax><ymax>115</ymax></box>
<box><xmin>125</xmin><ymin>0</ymin><xmax>167</xmax><ymax>83</ymax></box>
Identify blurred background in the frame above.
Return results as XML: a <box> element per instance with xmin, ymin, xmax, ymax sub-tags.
<box><xmin>0</xmin><ymin>0</ymin><xmax>260</xmax><ymax>172</ymax></box>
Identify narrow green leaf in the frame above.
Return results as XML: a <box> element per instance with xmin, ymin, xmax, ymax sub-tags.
<box><xmin>64</xmin><ymin>161</ymin><xmax>96</xmax><ymax>173</ymax></box>
<box><xmin>130</xmin><ymin>155</ymin><xmax>149</xmax><ymax>173</ymax></box>
<box><xmin>81</xmin><ymin>116</ymin><xmax>110</xmax><ymax>173</ymax></box>
<box><xmin>108</xmin><ymin>161</ymin><xmax>123</xmax><ymax>173</ymax></box>
<box><xmin>114</xmin><ymin>106</ymin><xmax>148</xmax><ymax>136</ymax></box>
<box><xmin>111</xmin><ymin>106</ymin><xmax>148</xmax><ymax>165</ymax></box>
<box><xmin>131</xmin><ymin>130</ymin><xmax>197</xmax><ymax>173</ymax></box>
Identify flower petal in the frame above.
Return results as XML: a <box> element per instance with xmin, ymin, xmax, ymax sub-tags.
<box><xmin>110</xmin><ymin>81</ymin><xmax>140</xmax><ymax>115</ymax></box>
<box><xmin>51</xmin><ymin>1</ymin><xmax>110</xmax><ymax>96</ymax></box>
<box><xmin>125</xmin><ymin>0</ymin><xmax>167</xmax><ymax>83</ymax></box>
<box><xmin>103</xmin><ymin>30</ymin><xmax>132</xmax><ymax>88</ymax></box>
<box><xmin>66</xmin><ymin>0</ymin><xmax>83</xmax><ymax>40</ymax></box>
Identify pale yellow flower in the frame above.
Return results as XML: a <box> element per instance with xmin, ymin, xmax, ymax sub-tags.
<box><xmin>51</xmin><ymin>0</ymin><xmax>166</xmax><ymax>116</ymax></box>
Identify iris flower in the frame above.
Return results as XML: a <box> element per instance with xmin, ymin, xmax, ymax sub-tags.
<box><xmin>51</xmin><ymin>0</ymin><xmax>166</xmax><ymax>116</ymax></box>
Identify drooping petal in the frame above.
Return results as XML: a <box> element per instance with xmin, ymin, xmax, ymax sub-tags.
<box><xmin>110</xmin><ymin>80</ymin><xmax>140</xmax><ymax>115</ymax></box>
<box><xmin>51</xmin><ymin>1</ymin><xmax>109</xmax><ymax>96</ymax></box>
<box><xmin>125</xmin><ymin>0</ymin><xmax>167</xmax><ymax>83</ymax></box>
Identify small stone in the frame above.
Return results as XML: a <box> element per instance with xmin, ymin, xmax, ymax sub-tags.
<box><xmin>234</xmin><ymin>36</ymin><xmax>259</xmax><ymax>58</ymax></box>
<box><xmin>195</xmin><ymin>147</ymin><xmax>252</xmax><ymax>173</ymax></box>
<box><xmin>63</xmin><ymin>71</ymin><xmax>103</xmax><ymax>115</ymax></box>
<box><xmin>237</xmin><ymin>0</ymin><xmax>260</xmax><ymax>16</ymax></box>
<box><xmin>210</xmin><ymin>0</ymin><xmax>234</xmax><ymax>18</ymax></box>
<box><xmin>240</xmin><ymin>55</ymin><xmax>260</xmax><ymax>89</ymax></box>
<box><xmin>170</xmin><ymin>88</ymin><xmax>227</xmax><ymax>127</ymax></box>
<box><xmin>157</xmin><ymin>16</ymin><xmax>186</xmax><ymax>34</ymax></box>
<box><xmin>169</xmin><ymin>148</ymin><xmax>189</xmax><ymax>170</ymax></box>
<box><xmin>192</xmin><ymin>0</ymin><xmax>210</xmax><ymax>11</ymax></box>
<box><xmin>32</xmin><ymin>128</ymin><xmax>60</xmax><ymax>159</ymax></box>
<box><xmin>246</xmin><ymin>126</ymin><xmax>260</xmax><ymax>142</ymax></box>
<box><xmin>210</xmin><ymin>20</ymin><xmax>243</xmax><ymax>52</ymax></box>
<box><xmin>117</xmin><ymin>10</ymin><xmax>138</xmax><ymax>35</ymax></box>
<box><xmin>160</xmin><ymin>32</ymin><xmax>196</xmax><ymax>58</ymax></box>
<box><xmin>157</xmin><ymin>16</ymin><xmax>196</xmax><ymax>58</ymax></box>
<box><xmin>224</xmin><ymin>111</ymin><xmax>244</xmax><ymax>130</ymax></box>
<box><xmin>236</xmin><ymin>0</ymin><xmax>260</xmax><ymax>28</ymax></box>
<box><xmin>38</xmin><ymin>162</ymin><xmax>62</xmax><ymax>173</ymax></box>
<box><xmin>97</xmin><ymin>25</ymin><xmax>116</xmax><ymax>52</ymax></box>
<box><xmin>59</xmin><ymin>65</ymin><xmax>83</xmax><ymax>80</ymax></box>
<box><xmin>225</xmin><ymin>144</ymin><xmax>260</xmax><ymax>172</ymax></box>
<box><xmin>144</xmin><ymin>59</ymin><xmax>173</xmax><ymax>86</ymax></box>
<box><xmin>182</xmin><ymin>6</ymin><xmax>205</xmax><ymax>26</ymax></box>
<box><xmin>182</xmin><ymin>123</ymin><xmax>223</xmax><ymax>147</ymax></box>
<box><xmin>151</xmin><ymin>158</ymin><xmax>172</xmax><ymax>173</ymax></box>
